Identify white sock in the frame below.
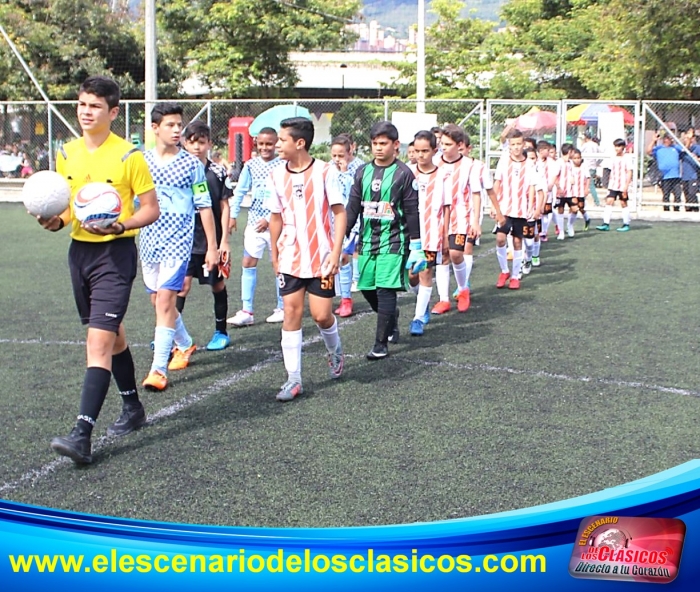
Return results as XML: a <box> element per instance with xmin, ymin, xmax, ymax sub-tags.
<box><xmin>541</xmin><ymin>212</ymin><xmax>552</xmax><ymax>234</ymax></box>
<box><xmin>511</xmin><ymin>250</ymin><xmax>523</xmax><ymax>279</ymax></box>
<box><xmin>281</xmin><ymin>329</ymin><xmax>302</xmax><ymax>383</ymax></box>
<box><xmin>555</xmin><ymin>212</ymin><xmax>565</xmax><ymax>234</ymax></box>
<box><xmin>151</xmin><ymin>326</ymin><xmax>175</xmax><ymax>374</ymax></box>
<box><xmin>435</xmin><ymin>264</ymin><xmax>450</xmax><ymax>302</ymax></box>
<box><xmin>317</xmin><ymin>318</ymin><xmax>340</xmax><ymax>353</ymax></box>
<box><xmin>173</xmin><ymin>313</ymin><xmax>193</xmax><ymax>350</ymax></box>
<box><xmin>533</xmin><ymin>240</ymin><xmax>541</xmax><ymax>258</ymax></box>
<box><xmin>568</xmin><ymin>213</ymin><xmax>577</xmax><ymax>229</ymax></box>
<box><xmin>452</xmin><ymin>260</ymin><xmax>468</xmax><ymax>291</ymax></box>
<box><xmin>414</xmin><ymin>285</ymin><xmax>432</xmax><ymax>320</ymax></box>
<box><xmin>524</xmin><ymin>238</ymin><xmax>534</xmax><ymax>260</ymax></box>
<box><xmin>603</xmin><ymin>205</ymin><xmax>612</xmax><ymax>224</ymax></box>
<box><xmin>507</xmin><ymin>234</ymin><xmax>514</xmax><ymax>251</ymax></box>
<box><xmin>496</xmin><ymin>245</ymin><xmax>509</xmax><ymax>273</ymax></box>
<box><xmin>584</xmin><ymin>211</ymin><xmax>591</xmax><ymax>222</ymax></box>
<box><xmin>463</xmin><ymin>255</ymin><xmax>474</xmax><ymax>286</ymax></box>
<box><xmin>622</xmin><ymin>207</ymin><xmax>631</xmax><ymax>226</ymax></box>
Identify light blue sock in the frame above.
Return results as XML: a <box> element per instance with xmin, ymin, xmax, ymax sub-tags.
<box><xmin>275</xmin><ymin>277</ymin><xmax>284</xmax><ymax>310</ymax></box>
<box><xmin>151</xmin><ymin>326</ymin><xmax>175</xmax><ymax>374</ymax></box>
<box><xmin>173</xmin><ymin>313</ymin><xmax>193</xmax><ymax>350</ymax></box>
<box><xmin>339</xmin><ymin>262</ymin><xmax>352</xmax><ymax>298</ymax></box>
<box><xmin>352</xmin><ymin>257</ymin><xmax>359</xmax><ymax>283</ymax></box>
<box><xmin>241</xmin><ymin>267</ymin><xmax>257</xmax><ymax>313</ymax></box>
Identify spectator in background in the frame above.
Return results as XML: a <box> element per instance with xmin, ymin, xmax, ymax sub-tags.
<box><xmin>647</xmin><ymin>132</ymin><xmax>682</xmax><ymax>212</ymax></box>
<box><xmin>580</xmin><ymin>133</ymin><xmax>601</xmax><ymax>205</ymax></box>
<box><xmin>680</xmin><ymin>129</ymin><xmax>700</xmax><ymax>213</ymax></box>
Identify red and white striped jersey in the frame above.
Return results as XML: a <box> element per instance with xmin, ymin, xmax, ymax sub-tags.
<box><xmin>570</xmin><ymin>166</ymin><xmax>590</xmax><ymax>199</ymax></box>
<box><xmin>415</xmin><ymin>166</ymin><xmax>448</xmax><ymax>252</ymax></box>
<box><xmin>556</xmin><ymin>159</ymin><xmax>574</xmax><ymax>197</ymax></box>
<box><xmin>608</xmin><ymin>154</ymin><xmax>633</xmax><ymax>192</ymax></box>
<box><xmin>537</xmin><ymin>157</ymin><xmax>560</xmax><ymax>202</ymax></box>
<box><xmin>495</xmin><ymin>156</ymin><xmax>536</xmax><ymax>219</ymax></box>
<box><xmin>266</xmin><ymin>159</ymin><xmax>344</xmax><ymax>278</ymax></box>
<box><xmin>438</xmin><ymin>156</ymin><xmax>480</xmax><ymax>236</ymax></box>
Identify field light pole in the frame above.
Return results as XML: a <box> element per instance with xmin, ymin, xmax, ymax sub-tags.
<box><xmin>144</xmin><ymin>0</ymin><xmax>157</xmax><ymax>141</ymax></box>
<box><xmin>416</xmin><ymin>0</ymin><xmax>426</xmax><ymax>114</ymax></box>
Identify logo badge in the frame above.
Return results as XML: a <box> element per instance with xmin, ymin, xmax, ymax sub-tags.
<box><xmin>569</xmin><ymin>516</ymin><xmax>685</xmax><ymax>584</ymax></box>
<box><xmin>371</xmin><ymin>179</ymin><xmax>382</xmax><ymax>192</ymax></box>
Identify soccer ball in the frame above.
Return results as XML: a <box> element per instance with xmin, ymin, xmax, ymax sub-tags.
<box><xmin>22</xmin><ymin>170</ymin><xmax>71</xmax><ymax>219</ymax></box>
<box><xmin>73</xmin><ymin>182</ymin><xmax>122</xmax><ymax>228</ymax></box>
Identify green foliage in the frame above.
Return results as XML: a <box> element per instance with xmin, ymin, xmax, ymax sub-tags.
<box><xmin>329</xmin><ymin>100</ymin><xmax>384</xmax><ymax>154</ymax></box>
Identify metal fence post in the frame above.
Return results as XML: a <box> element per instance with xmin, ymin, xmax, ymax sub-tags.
<box><xmin>125</xmin><ymin>102</ymin><xmax>130</xmax><ymax>142</ymax></box>
<box><xmin>384</xmin><ymin>98</ymin><xmax>389</xmax><ymax>121</ymax></box>
<box><xmin>47</xmin><ymin>105</ymin><xmax>53</xmax><ymax>171</ymax></box>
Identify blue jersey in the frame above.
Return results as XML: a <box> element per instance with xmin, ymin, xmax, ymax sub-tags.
<box><xmin>231</xmin><ymin>156</ymin><xmax>283</xmax><ymax>227</ymax></box>
<box><xmin>140</xmin><ymin>149</ymin><xmax>211</xmax><ymax>262</ymax></box>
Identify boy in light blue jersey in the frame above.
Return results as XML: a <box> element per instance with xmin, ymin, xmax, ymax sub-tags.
<box><xmin>140</xmin><ymin>103</ymin><xmax>218</xmax><ymax>392</ymax></box>
<box><xmin>227</xmin><ymin>127</ymin><xmax>285</xmax><ymax>326</ymax></box>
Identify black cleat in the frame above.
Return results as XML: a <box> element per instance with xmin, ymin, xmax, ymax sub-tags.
<box><xmin>366</xmin><ymin>343</ymin><xmax>389</xmax><ymax>360</ymax></box>
<box><xmin>387</xmin><ymin>307</ymin><xmax>400</xmax><ymax>344</ymax></box>
<box><xmin>50</xmin><ymin>427</ymin><xmax>92</xmax><ymax>465</ymax></box>
<box><xmin>107</xmin><ymin>404</ymin><xmax>147</xmax><ymax>437</ymax></box>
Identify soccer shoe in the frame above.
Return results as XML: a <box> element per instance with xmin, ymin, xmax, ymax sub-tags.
<box><xmin>50</xmin><ymin>427</ymin><xmax>92</xmax><ymax>464</ymax></box>
<box><xmin>431</xmin><ymin>300</ymin><xmax>451</xmax><ymax>315</ymax></box>
<box><xmin>350</xmin><ymin>281</ymin><xmax>359</xmax><ymax>293</ymax></box>
<box><xmin>496</xmin><ymin>271</ymin><xmax>510</xmax><ymax>288</ymax></box>
<box><xmin>276</xmin><ymin>379</ymin><xmax>303</xmax><ymax>402</ymax></box>
<box><xmin>227</xmin><ymin>310</ymin><xmax>254</xmax><ymax>327</ymax></box>
<box><xmin>616</xmin><ymin>224</ymin><xmax>630</xmax><ymax>232</ymax></box>
<box><xmin>583</xmin><ymin>219</ymin><xmax>590</xmax><ymax>231</ymax></box>
<box><xmin>334</xmin><ymin>298</ymin><xmax>353</xmax><ymax>318</ymax></box>
<box><xmin>532</xmin><ymin>257</ymin><xmax>541</xmax><ymax>268</ymax></box>
<box><xmin>421</xmin><ymin>311</ymin><xmax>431</xmax><ymax>325</ymax></box>
<box><xmin>522</xmin><ymin>260</ymin><xmax>532</xmax><ymax>275</ymax></box>
<box><xmin>557</xmin><ymin>232</ymin><xmax>565</xmax><ymax>241</ymax></box>
<box><xmin>388</xmin><ymin>308</ymin><xmax>400</xmax><ymax>344</ymax></box>
<box><xmin>143</xmin><ymin>370</ymin><xmax>168</xmax><ymax>392</ymax></box>
<box><xmin>541</xmin><ymin>234</ymin><xmax>549</xmax><ymax>242</ymax></box>
<box><xmin>555</xmin><ymin>224</ymin><xmax>560</xmax><ymax>235</ymax></box>
<box><xmin>265</xmin><ymin>308</ymin><xmax>284</xmax><ymax>324</ymax></box>
<box><xmin>327</xmin><ymin>343</ymin><xmax>344</xmax><ymax>379</ymax></box>
<box><xmin>366</xmin><ymin>343</ymin><xmax>389</xmax><ymax>360</ymax></box>
<box><xmin>410</xmin><ymin>319</ymin><xmax>424</xmax><ymax>336</ymax></box>
<box><xmin>456</xmin><ymin>288</ymin><xmax>471</xmax><ymax>313</ymax></box>
<box><xmin>206</xmin><ymin>331</ymin><xmax>230</xmax><ymax>351</ymax></box>
<box><xmin>567</xmin><ymin>226</ymin><xmax>575</xmax><ymax>238</ymax></box>
<box><xmin>596</xmin><ymin>223</ymin><xmax>610</xmax><ymax>231</ymax></box>
<box><xmin>107</xmin><ymin>404</ymin><xmax>146</xmax><ymax>438</ymax></box>
<box><xmin>168</xmin><ymin>344</ymin><xmax>196</xmax><ymax>371</ymax></box>
<box><xmin>508</xmin><ymin>278</ymin><xmax>521</xmax><ymax>290</ymax></box>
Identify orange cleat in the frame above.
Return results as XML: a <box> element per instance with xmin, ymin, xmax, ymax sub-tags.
<box><xmin>431</xmin><ymin>300</ymin><xmax>451</xmax><ymax>315</ymax></box>
<box><xmin>496</xmin><ymin>272</ymin><xmax>510</xmax><ymax>288</ymax></box>
<box><xmin>168</xmin><ymin>344</ymin><xmax>197</xmax><ymax>371</ymax></box>
<box><xmin>456</xmin><ymin>288</ymin><xmax>471</xmax><ymax>313</ymax></box>
<box><xmin>142</xmin><ymin>370</ymin><xmax>168</xmax><ymax>392</ymax></box>
<box><xmin>334</xmin><ymin>298</ymin><xmax>353</xmax><ymax>318</ymax></box>
<box><xmin>508</xmin><ymin>278</ymin><xmax>521</xmax><ymax>290</ymax></box>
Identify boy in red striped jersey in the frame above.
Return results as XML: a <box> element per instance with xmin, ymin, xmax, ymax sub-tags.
<box><xmin>267</xmin><ymin>118</ymin><xmax>347</xmax><ymax>401</ymax></box>
<box><xmin>409</xmin><ymin>130</ymin><xmax>450</xmax><ymax>336</ymax></box>
<box><xmin>596</xmin><ymin>139</ymin><xmax>633</xmax><ymax>232</ymax></box>
<box><xmin>568</xmin><ymin>148</ymin><xmax>592</xmax><ymax>231</ymax></box>
<box><xmin>554</xmin><ymin>143</ymin><xmax>577</xmax><ymax>239</ymax></box>
<box><xmin>493</xmin><ymin>130</ymin><xmax>537</xmax><ymax>290</ymax></box>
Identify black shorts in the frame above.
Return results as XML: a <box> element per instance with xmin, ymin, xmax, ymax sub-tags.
<box><xmin>555</xmin><ymin>197</ymin><xmax>575</xmax><ymax>209</ymax></box>
<box><xmin>543</xmin><ymin>202</ymin><xmax>553</xmax><ymax>215</ymax></box>
<box><xmin>68</xmin><ymin>237</ymin><xmax>137</xmax><ymax>333</ymax></box>
<box><xmin>495</xmin><ymin>216</ymin><xmax>526</xmax><ymax>239</ymax></box>
<box><xmin>186</xmin><ymin>253</ymin><xmax>224</xmax><ymax>286</ymax></box>
<box><xmin>278</xmin><ymin>274</ymin><xmax>335</xmax><ymax>298</ymax></box>
<box><xmin>524</xmin><ymin>221</ymin><xmax>538</xmax><ymax>239</ymax></box>
<box><xmin>425</xmin><ymin>250</ymin><xmax>438</xmax><ymax>268</ymax></box>
<box><xmin>607</xmin><ymin>190</ymin><xmax>626</xmax><ymax>201</ymax></box>
<box><xmin>449</xmin><ymin>234</ymin><xmax>476</xmax><ymax>251</ymax></box>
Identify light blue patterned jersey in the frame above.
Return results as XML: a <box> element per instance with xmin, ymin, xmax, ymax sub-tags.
<box><xmin>140</xmin><ymin>149</ymin><xmax>211</xmax><ymax>263</ymax></box>
<box><xmin>230</xmin><ymin>156</ymin><xmax>283</xmax><ymax>227</ymax></box>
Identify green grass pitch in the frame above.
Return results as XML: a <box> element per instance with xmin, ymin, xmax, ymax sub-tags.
<box><xmin>1</xmin><ymin>203</ymin><xmax>699</xmax><ymax>527</ymax></box>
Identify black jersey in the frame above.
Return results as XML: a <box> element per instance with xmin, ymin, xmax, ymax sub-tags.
<box><xmin>191</xmin><ymin>160</ymin><xmax>232</xmax><ymax>254</ymax></box>
<box><xmin>345</xmin><ymin>159</ymin><xmax>420</xmax><ymax>256</ymax></box>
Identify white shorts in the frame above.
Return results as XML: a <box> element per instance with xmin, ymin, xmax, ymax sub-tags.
<box><xmin>142</xmin><ymin>259</ymin><xmax>188</xmax><ymax>293</ymax></box>
<box><xmin>243</xmin><ymin>225</ymin><xmax>272</xmax><ymax>260</ymax></box>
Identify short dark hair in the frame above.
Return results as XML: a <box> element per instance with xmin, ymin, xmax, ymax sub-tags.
<box><xmin>524</xmin><ymin>137</ymin><xmax>537</xmax><ymax>149</ymax></box>
<box><xmin>441</xmin><ymin>123</ymin><xmax>465</xmax><ymax>146</ymax></box>
<box><xmin>183</xmin><ymin>119</ymin><xmax>211</xmax><ymax>142</ymax></box>
<box><xmin>257</xmin><ymin>127</ymin><xmax>278</xmax><ymax>138</ymax></box>
<box><xmin>430</xmin><ymin>126</ymin><xmax>443</xmax><ymax>135</ymax></box>
<box><xmin>337</xmin><ymin>132</ymin><xmax>355</xmax><ymax>144</ymax></box>
<box><xmin>408</xmin><ymin>141</ymin><xmax>415</xmax><ymax>148</ymax></box>
<box><xmin>280</xmin><ymin>117</ymin><xmax>314</xmax><ymax>150</ymax></box>
<box><xmin>507</xmin><ymin>129</ymin><xmax>524</xmax><ymax>140</ymax></box>
<box><xmin>370</xmin><ymin>121</ymin><xmax>399</xmax><ymax>142</ymax></box>
<box><xmin>569</xmin><ymin>148</ymin><xmax>582</xmax><ymax>158</ymax></box>
<box><xmin>561</xmin><ymin>143</ymin><xmax>573</xmax><ymax>155</ymax></box>
<box><xmin>79</xmin><ymin>76</ymin><xmax>120</xmax><ymax>110</ymax></box>
<box><xmin>331</xmin><ymin>135</ymin><xmax>352</xmax><ymax>152</ymax></box>
<box><xmin>414</xmin><ymin>130</ymin><xmax>437</xmax><ymax>150</ymax></box>
<box><xmin>151</xmin><ymin>102</ymin><xmax>183</xmax><ymax>125</ymax></box>
<box><xmin>613</xmin><ymin>138</ymin><xmax>626</xmax><ymax>148</ymax></box>
<box><xmin>536</xmin><ymin>140</ymin><xmax>550</xmax><ymax>151</ymax></box>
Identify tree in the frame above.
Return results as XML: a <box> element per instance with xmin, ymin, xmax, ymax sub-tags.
<box><xmin>158</xmin><ymin>0</ymin><xmax>361</xmax><ymax>98</ymax></box>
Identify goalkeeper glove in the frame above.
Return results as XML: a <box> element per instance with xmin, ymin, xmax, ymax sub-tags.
<box><xmin>405</xmin><ymin>239</ymin><xmax>427</xmax><ymax>274</ymax></box>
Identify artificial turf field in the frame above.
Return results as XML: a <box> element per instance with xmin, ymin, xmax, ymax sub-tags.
<box><xmin>1</xmin><ymin>202</ymin><xmax>699</xmax><ymax>528</ymax></box>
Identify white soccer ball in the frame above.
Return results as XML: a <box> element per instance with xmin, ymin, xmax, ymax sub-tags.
<box><xmin>73</xmin><ymin>182</ymin><xmax>122</xmax><ymax>228</ymax></box>
<box><xmin>22</xmin><ymin>170</ymin><xmax>71</xmax><ymax>219</ymax></box>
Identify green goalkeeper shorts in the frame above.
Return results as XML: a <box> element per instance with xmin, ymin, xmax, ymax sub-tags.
<box><xmin>357</xmin><ymin>253</ymin><xmax>408</xmax><ymax>291</ymax></box>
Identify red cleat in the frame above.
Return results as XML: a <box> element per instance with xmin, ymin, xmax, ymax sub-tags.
<box><xmin>508</xmin><ymin>278</ymin><xmax>521</xmax><ymax>290</ymax></box>
<box><xmin>431</xmin><ymin>300</ymin><xmax>452</xmax><ymax>315</ymax></box>
<box><xmin>496</xmin><ymin>272</ymin><xmax>510</xmax><ymax>288</ymax></box>
<box><xmin>456</xmin><ymin>288</ymin><xmax>471</xmax><ymax>312</ymax></box>
<box><xmin>334</xmin><ymin>297</ymin><xmax>353</xmax><ymax>318</ymax></box>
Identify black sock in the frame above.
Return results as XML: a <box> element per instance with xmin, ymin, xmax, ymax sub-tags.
<box><xmin>375</xmin><ymin>313</ymin><xmax>393</xmax><ymax>346</ymax></box>
<box><xmin>77</xmin><ymin>367</ymin><xmax>112</xmax><ymax>434</ymax></box>
<box><xmin>361</xmin><ymin>289</ymin><xmax>379</xmax><ymax>313</ymax></box>
<box><xmin>176</xmin><ymin>296</ymin><xmax>186</xmax><ymax>313</ymax></box>
<box><xmin>214</xmin><ymin>287</ymin><xmax>228</xmax><ymax>334</ymax></box>
<box><xmin>112</xmin><ymin>347</ymin><xmax>140</xmax><ymax>407</ymax></box>
<box><xmin>376</xmin><ymin>288</ymin><xmax>398</xmax><ymax>344</ymax></box>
